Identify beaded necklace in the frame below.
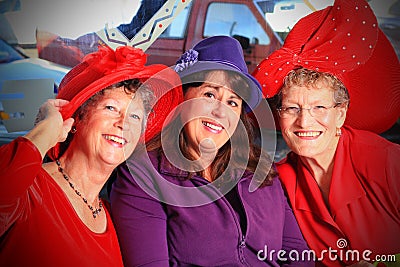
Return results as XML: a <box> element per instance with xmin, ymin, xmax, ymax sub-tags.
<box><xmin>56</xmin><ymin>160</ymin><xmax>103</xmax><ymax>218</ymax></box>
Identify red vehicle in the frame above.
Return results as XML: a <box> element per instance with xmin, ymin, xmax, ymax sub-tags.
<box><xmin>145</xmin><ymin>0</ymin><xmax>282</xmax><ymax>73</ymax></box>
<box><xmin>37</xmin><ymin>0</ymin><xmax>282</xmax><ymax>73</ymax></box>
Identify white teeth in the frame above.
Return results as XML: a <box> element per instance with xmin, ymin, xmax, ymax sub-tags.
<box><xmin>296</xmin><ymin>131</ymin><xmax>321</xmax><ymax>137</ymax></box>
<box><xmin>104</xmin><ymin>135</ymin><xmax>126</xmax><ymax>145</ymax></box>
<box><xmin>203</xmin><ymin>121</ymin><xmax>223</xmax><ymax>131</ymax></box>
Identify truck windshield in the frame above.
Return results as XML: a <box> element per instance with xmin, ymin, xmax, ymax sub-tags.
<box><xmin>204</xmin><ymin>2</ymin><xmax>271</xmax><ymax>45</ymax></box>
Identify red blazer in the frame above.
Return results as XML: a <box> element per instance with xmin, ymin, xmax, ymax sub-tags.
<box><xmin>277</xmin><ymin>126</ymin><xmax>400</xmax><ymax>266</ymax></box>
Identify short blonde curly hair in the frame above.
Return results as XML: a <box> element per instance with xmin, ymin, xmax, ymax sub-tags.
<box><xmin>270</xmin><ymin>67</ymin><xmax>350</xmax><ymax>109</ymax></box>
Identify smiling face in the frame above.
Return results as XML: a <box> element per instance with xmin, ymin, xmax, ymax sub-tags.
<box><xmin>181</xmin><ymin>71</ymin><xmax>243</xmax><ymax>159</ymax></box>
<box><xmin>72</xmin><ymin>86</ymin><xmax>144</xmax><ymax>167</ymax></box>
<box><xmin>279</xmin><ymin>82</ymin><xmax>347</xmax><ymax>161</ymax></box>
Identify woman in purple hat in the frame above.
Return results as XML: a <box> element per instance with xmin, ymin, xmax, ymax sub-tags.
<box><xmin>110</xmin><ymin>36</ymin><xmax>313</xmax><ymax>266</ymax></box>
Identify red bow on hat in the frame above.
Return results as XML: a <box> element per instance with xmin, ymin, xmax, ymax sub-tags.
<box><xmin>253</xmin><ymin>0</ymin><xmax>400</xmax><ymax>133</ymax></box>
<box><xmin>83</xmin><ymin>45</ymin><xmax>148</xmax><ymax>75</ymax></box>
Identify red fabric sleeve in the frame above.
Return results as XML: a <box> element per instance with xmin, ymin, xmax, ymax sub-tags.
<box><xmin>384</xmin><ymin>144</ymin><xmax>400</xmax><ymax>212</ymax></box>
<box><xmin>0</xmin><ymin>137</ymin><xmax>42</xmax><ymax>205</ymax></box>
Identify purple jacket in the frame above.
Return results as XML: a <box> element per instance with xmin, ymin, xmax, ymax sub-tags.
<box><xmin>110</xmin><ymin>148</ymin><xmax>313</xmax><ymax>267</ymax></box>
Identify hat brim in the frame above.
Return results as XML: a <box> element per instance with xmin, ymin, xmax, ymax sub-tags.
<box><xmin>175</xmin><ymin>61</ymin><xmax>262</xmax><ymax>113</ymax></box>
<box><xmin>58</xmin><ymin>65</ymin><xmax>176</xmax><ymax>119</ymax></box>
<box><xmin>49</xmin><ymin>65</ymin><xmax>183</xmax><ymax>159</ymax></box>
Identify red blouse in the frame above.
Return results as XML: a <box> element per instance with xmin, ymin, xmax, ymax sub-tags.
<box><xmin>0</xmin><ymin>137</ymin><xmax>123</xmax><ymax>267</ymax></box>
<box><xmin>277</xmin><ymin>126</ymin><xmax>400</xmax><ymax>266</ymax></box>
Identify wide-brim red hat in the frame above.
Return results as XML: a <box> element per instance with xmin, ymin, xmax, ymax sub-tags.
<box><xmin>253</xmin><ymin>0</ymin><xmax>400</xmax><ymax>133</ymax></box>
<box><xmin>48</xmin><ymin>45</ymin><xmax>183</xmax><ymax>159</ymax></box>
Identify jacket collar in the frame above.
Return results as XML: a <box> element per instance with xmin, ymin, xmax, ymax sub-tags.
<box><xmin>328</xmin><ymin>127</ymin><xmax>366</xmax><ymax>217</ymax></box>
<box><xmin>156</xmin><ymin>150</ymin><xmax>253</xmax><ymax>183</ymax></box>
<box><xmin>158</xmin><ymin>150</ymin><xmax>191</xmax><ymax>179</ymax></box>
<box><xmin>279</xmin><ymin>127</ymin><xmax>366</xmax><ymax>225</ymax></box>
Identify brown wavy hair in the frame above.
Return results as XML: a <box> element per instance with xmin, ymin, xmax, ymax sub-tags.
<box><xmin>147</xmin><ymin>70</ymin><xmax>276</xmax><ymax>186</ymax></box>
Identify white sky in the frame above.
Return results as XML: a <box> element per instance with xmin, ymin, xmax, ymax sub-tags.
<box><xmin>4</xmin><ymin>0</ymin><xmax>141</xmax><ymax>43</ymax></box>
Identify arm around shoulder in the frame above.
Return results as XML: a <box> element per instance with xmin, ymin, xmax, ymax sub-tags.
<box><xmin>276</xmin><ymin>177</ymin><xmax>314</xmax><ymax>266</ymax></box>
<box><xmin>110</xmin><ymin>153</ymin><xmax>169</xmax><ymax>266</ymax></box>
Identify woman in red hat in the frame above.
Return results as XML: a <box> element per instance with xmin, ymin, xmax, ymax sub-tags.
<box><xmin>253</xmin><ymin>0</ymin><xmax>400</xmax><ymax>266</ymax></box>
<box><xmin>110</xmin><ymin>36</ymin><xmax>313</xmax><ymax>266</ymax></box>
<box><xmin>0</xmin><ymin>45</ymin><xmax>183</xmax><ymax>266</ymax></box>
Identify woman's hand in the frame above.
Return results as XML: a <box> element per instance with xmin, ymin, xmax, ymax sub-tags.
<box><xmin>25</xmin><ymin>99</ymin><xmax>74</xmax><ymax>159</ymax></box>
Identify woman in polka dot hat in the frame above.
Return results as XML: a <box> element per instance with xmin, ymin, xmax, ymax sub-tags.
<box><xmin>253</xmin><ymin>0</ymin><xmax>400</xmax><ymax>266</ymax></box>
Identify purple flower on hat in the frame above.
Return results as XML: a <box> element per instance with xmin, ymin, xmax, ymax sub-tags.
<box><xmin>174</xmin><ymin>49</ymin><xmax>199</xmax><ymax>73</ymax></box>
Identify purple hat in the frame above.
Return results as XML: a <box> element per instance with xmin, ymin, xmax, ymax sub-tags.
<box><xmin>174</xmin><ymin>36</ymin><xmax>263</xmax><ymax>112</ymax></box>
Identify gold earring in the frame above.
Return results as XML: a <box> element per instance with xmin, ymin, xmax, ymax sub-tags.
<box><xmin>71</xmin><ymin>126</ymin><xmax>77</xmax><ymax>134</ymax></box>
<box><xmin>336</xmin><ymin>127</ymin><xmax>342</xmax><ymax>137</ymax></box>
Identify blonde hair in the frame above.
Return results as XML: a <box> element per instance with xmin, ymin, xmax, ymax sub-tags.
<box><xmin>270</xmin><ymin>67</ymin><xmax>350</xmax><ymax>108</ymax></box>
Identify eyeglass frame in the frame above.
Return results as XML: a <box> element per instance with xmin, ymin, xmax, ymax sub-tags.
<box><xmin>276</xmin><ymin>103</ymin><xmax>344</xmax><ymax>118</ymax></box>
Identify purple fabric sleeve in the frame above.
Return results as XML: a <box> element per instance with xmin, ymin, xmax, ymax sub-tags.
<box><xmin>110</xmin><ymin>162</ymin><xmax>169</xmax><ymax>267</ymax></box>
<box><xmin>282</xmin><ymin>195</ymin><xmax>313</xmax><ymax>266</ymax></box>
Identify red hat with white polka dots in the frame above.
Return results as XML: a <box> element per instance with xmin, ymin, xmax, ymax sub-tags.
<box><xmin>253</xmin><ymin>0</ymin><xmax>400</xmax><ymax>133</ymax></box>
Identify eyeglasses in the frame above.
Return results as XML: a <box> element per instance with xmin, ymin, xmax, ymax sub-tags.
<box><xmin>277</xmin><ymin>104</ymin><xmax>340</xmax><ymax>118</ymax></box>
